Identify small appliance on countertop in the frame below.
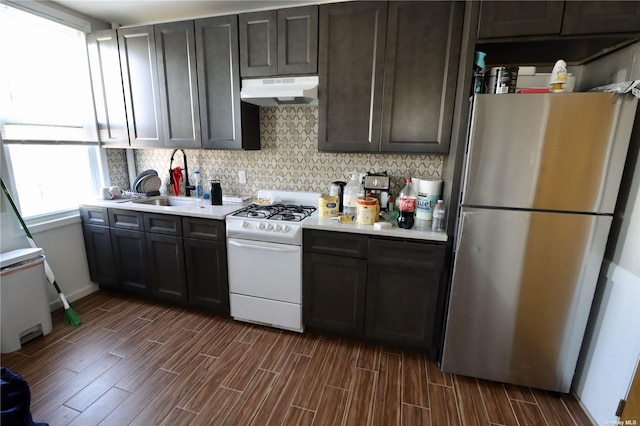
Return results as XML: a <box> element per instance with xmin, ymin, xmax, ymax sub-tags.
<box><xmin>363</xmin><ymin>171</ymin><xmax>391</xmax><ymax>211</ymax></box>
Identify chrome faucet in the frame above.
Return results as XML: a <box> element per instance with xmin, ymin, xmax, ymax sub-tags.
<box><xmin>168</xmin><ymin>149</ymin><xmax>195</xmax><ymax>197</ymax></box>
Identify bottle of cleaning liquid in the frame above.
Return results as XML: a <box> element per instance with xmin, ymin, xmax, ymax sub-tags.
<box><xmin>473</xmin><ymin>51</ymin><xmax>487</xmax><ymax>94</ymax></box>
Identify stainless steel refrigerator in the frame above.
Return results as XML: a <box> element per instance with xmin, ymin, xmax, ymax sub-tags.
<box><xmin>441</xmin><ymin>92</ymin><xmax>638</xmax><ymax>392</ymax></box>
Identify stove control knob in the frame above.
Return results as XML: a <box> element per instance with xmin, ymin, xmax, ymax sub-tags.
<box><xmin>266</xmin><ymin>223</ymin><xmax>273</xmax><ymax>231</ymax></box>
<box><xmin>241</xmin><ymin>221</ymin><xmax>249</xmax><ymax>229</ymax></box>
<box><xmin>283</xmin><ymin>225</ymin><xmax>291</xmax><ymax>233</ymax></box>
<box><xmin>274</xmin><ymin>224</ymin><xmax>282</xmax><ymax>232</ymax></box>
<box><xmin>257</xmin><ymin>222</ymin><xmax>265</xmax><ymax>230</ymax></box>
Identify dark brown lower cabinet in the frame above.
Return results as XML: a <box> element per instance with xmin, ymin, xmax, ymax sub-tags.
<box><xmin>184</xmin><ymin>237</ymin><xmax>229</xmax><ymax>315</ymax></box>
<box><xmin>110</xmin><ymin>228</ymin><xmax>150</xmax><ymax>295</ymax></box>
<box><xmin>365</xmin><ymin>263</ymin><xmax>440</xmax><ymax>347</ymax></box>
<box><xmin>303</xmin><ymin>229</ymin><xmax>446</xmax><ymax>353</ymax></box>
<box><xmin>147</xmin><ymin>233</ymin><xmax>188</xmax><ymax>303</ymax></box>
<box><xmin>303</xmin><ymin>252</ymin><xmax>367</xmax><ymax>336</ymax></box>
<box><xmin>81</xmin><ymin>223</ymin><xmax>117</xmax><ymax>290</ymax></box>
<box><xmin>81</xmin><ymin>207</ymin><xmax>229</xmax><ymax>315</ymax></box>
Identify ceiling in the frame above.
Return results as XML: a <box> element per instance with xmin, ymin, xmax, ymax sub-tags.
<box><xmin>53</xmin><ymin>0</ymin><xmax>324</xmax><ymax>27</ymax></box>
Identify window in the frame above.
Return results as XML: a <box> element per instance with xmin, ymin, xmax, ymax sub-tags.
<box><xmin>0</xmin><ymin>4</ymin><xmax>104</xmax><ymax>220</ymax></box>
<box><xmin>5</xmin><ymin>144</ymin><xmax>102</xmax><ymax>218</ymax></box>
<box><xmin>0</xmin><ymin>4</ymin><xmax>97</xmax><ymax>143</ymax></box>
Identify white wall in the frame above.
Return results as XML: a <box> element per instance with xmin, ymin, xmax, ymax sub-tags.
<box><xmin>1</xmin><ymin>142</ymin><xmax>98</xmax><ymax>311</ymax></box>
<box><xmin>573</xmin><ymin>41</ymin><xmax>640</xmax><ymax>424</ymax></box>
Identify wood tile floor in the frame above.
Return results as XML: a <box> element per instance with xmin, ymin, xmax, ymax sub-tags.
<box><xmin>1</xmin><ymin>292</ymin><xmax>595</xmax><ymax>425</ymax></box>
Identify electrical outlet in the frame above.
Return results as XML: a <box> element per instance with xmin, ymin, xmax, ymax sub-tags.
<box><xmin>238</xmin><ymin>170</ymin><xmax>246</xmax><ymax>184</ymax></box>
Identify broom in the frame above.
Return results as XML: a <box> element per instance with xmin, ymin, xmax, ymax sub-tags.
<box><xmin>1</xmin><ymin>178</ymin><xmax>81</xmax><ymax>326</ymax></box>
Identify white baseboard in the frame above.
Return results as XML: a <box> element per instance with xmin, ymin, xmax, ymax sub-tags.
<box><xmin>570</xmin><ymin>391</ymin><xmax>598</xmax><ymax>426</ymax></box>
<box><xmin>48</xmin><ymin>283</ymin><xmax>99</xmax><ymax>311</ymax></box>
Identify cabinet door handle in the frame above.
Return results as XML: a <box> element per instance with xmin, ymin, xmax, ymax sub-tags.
<box><xmin>228</xmin><ymin>240</ymin><xmax>299</xmax><ymax>253</ymax></box>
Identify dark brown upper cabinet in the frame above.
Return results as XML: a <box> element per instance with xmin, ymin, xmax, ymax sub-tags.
<box><xmin>318</xmin><ymin>1</ymin><xmax>387</xmax><ymax>153</ymax></box>
<box><xmin>478</xmin><ymin>1</ymin><xmax>564</xmax><ymax>38</ymax></box>
<box><xmin>478</xmin><ymin>1</ymin><xmax>640</xmax><ymax>39</ymax></box>
<box><xmin>562</xmin><ymin>1</ymin><xmax>640</xmax><ymax>35</ymax></box>
<box><xmin>155</xmin><ymin>21</ymin><xmax>201</xmax><ymax>149</ymax></box>
<box><xmin>118</xmin><ymin>26</ymin><xmax>164</xmax><ymax>147</ymax></box>
<box><xmin>239</xmin><ymin>5</ymin><xmax>318</xmax><ymax>77</ymax></box>
<box><xmin>195</xmin><ymin>15</ymin><xmax>260</xmax><ymax>150</ymax></box>
<box><xmin>318</xmin><ymin>1</ymin><xmax>463</xmax><ymax>154</ymax></box>
<box><xmin>380</xmin><ymin>1</ymin><xmax>463</xmax><ymax>154</ymax></box>
<box><xmin>86</xmin><ymin>29</ymin><xmax>130</xmax><ymax>148</ymax></box>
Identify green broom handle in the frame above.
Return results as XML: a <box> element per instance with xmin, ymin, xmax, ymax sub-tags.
<box><xmin>1</xmin><ymin>178</ymin><xmax>35</xmax><ymax>240</ymax></box>
<box><xmin>1</xmin><ymin>177</ymin><xmax>63</xmax><ymax>294</ymax></box>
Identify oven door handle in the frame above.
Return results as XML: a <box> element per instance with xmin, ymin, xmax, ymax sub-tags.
<box><xmin>228</xmin><ymin>240</ymin><xmax>300</xmax><ymax>253</ymax></box>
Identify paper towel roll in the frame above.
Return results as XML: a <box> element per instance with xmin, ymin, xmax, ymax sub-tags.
<box><xmin>417</xmin><ymin>179</ymin><xmax>443</xmax><ymax>220</ymax></box>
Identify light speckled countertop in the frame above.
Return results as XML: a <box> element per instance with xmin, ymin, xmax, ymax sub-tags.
<box><xmin>80</xmin><ymin>197</ymin><xmax>248</xmax><ymax>220</ymax></box>
<box><xmin>81</xmin><ymin>198</ymin><xmax>447</xmax><ymax>242</ymax></box>
<box><xmin>303</xmin><ymin>216</ymin><xmax>447</xmax><ymax>242</ymax></box>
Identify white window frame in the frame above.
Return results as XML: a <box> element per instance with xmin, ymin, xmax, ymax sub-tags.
<box><xmin>0</xmin><ymin>1</ymin><xmax>110</xmax><ymax>231</ymax></box>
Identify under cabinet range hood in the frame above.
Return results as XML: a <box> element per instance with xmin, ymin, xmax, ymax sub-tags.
<box><xmin>240</xmin><ymin>76</ymin><xmax>318</xmax><ymax>106</ymax></box>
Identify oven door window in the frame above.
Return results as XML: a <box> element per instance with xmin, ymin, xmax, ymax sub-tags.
<box><xmin>227</xmin><ymin>238</ymin><xmax>302</xmax><ymax>303</ymax></box>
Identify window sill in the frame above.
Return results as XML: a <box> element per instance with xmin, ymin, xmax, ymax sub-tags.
<box><xmin>26</xmin><ymin>210</ymin><xmax>81</xmax><ymax>235</ymax></box>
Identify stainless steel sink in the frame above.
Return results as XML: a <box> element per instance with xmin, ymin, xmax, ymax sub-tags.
<box><xmin>131</xmin><ymin>196</ymin><xmax>197</xmax><ymax>207</ymax></box>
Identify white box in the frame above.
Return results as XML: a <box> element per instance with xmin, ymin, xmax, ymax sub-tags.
<box><xmin>487</xmin><ymin>73</ymin><xmax>576</xmax><ymax>93</ymax></box>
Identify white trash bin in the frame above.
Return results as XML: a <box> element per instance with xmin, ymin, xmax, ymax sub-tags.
<box><xmin>1</xmin><ymin>248</ymin><xmax>53</xmax><ymax>353</ymax></box>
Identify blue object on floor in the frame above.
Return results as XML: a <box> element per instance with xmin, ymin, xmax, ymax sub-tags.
<box><xmin>1</xmin><ymin>367</ymin><xmax>48</xmax><ymax>426</ymax></box>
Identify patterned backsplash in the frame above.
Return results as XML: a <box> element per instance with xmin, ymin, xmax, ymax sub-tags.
<box><xmin>106</xmin><ymin>106</ymin><xmax>444</xmax><ymax>197</ymax></box>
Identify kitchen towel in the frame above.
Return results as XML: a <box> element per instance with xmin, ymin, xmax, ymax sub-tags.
<box><xmin>417</xmin><ymin>179</ymin><xmax>443</xmax><ymax>220</ymax></box>
<box><xmin>171</xmin><ymin>167</ymin><xmax>183</xmax><ymax>196</ymax></box>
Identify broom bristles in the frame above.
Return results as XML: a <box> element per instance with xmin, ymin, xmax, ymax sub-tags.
<box><xmin>64</xmin><ymin>307</ymin><xmax>82</xmax><ymax>326</ymax></box>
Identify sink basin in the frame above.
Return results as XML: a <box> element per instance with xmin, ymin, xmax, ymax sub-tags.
<box><xmin>131</xmin><ymin>196</ymin><xmax>198</xmax><ymax>207</ymax></box>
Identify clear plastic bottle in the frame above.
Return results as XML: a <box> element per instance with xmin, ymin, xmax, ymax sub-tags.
<box><xmin>397</xmin><ymin>178</ymin><xmax>417</xmax><ymax>229</ymax></box>
<box><xmin>431</xmin><ymin>199</ymin><xmax>445</xmax><ymax>232</ymax></box>
<box><xmin>343</xmin><ymin>173</ymin><xmax>363</xmax><ymax>219</ymax></box>
<box><xmin>193</xmin><ymin>170</ymin><xmax>201</xmax><ymax>198</ymax></box>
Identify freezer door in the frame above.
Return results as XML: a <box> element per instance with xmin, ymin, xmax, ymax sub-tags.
<box><xmin>441</xmin><ymin>207</ymin><xmax>611</xmax><ymax>392</ymax></box>
<box><xmin>463</xmin><ymin>93</ymin><xmax>636</xmax><ymax>214</ymax></box>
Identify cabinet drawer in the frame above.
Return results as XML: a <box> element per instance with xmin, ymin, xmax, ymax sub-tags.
<box><xmin>80</xmin><ymin>206</ymin><xmax>109</xmax><ymax>226</ymax></box>
<box><xmin>182</xmin><ymin>217</ymin><xmax>225</xmax><ymax>241</ymax></box>
<box><xmin>303</xmin><ymin>229</ymin><xmax>368</xmax><ymax>259</ymax></box>
<box><xmin>368</xmin><ymin>238</ymin><xmax>445</xmax><ymax>270</ymax></box>
<box><xmin>143</xmin><ymin>213</ymin><xmax>182</xmax><ymax>236</ymax></box>
<box><xmin>108</xmin><ymin>209</ymin><xmax>144</xmax><ymax>230</ymax></box>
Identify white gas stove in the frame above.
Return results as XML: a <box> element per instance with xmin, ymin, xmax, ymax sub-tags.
<box><xmin>225</xmin><ymin>190</ymin><xmax>320</xmax><ymax>332</ymax></box>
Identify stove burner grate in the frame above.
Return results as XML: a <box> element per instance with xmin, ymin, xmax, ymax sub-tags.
<box><xmin>232</xmin><ymin>203</ymin><xmax>316</xmax><ymax>221</ymax></box>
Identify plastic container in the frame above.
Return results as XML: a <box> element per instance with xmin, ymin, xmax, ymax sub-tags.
<box><xmin>357</xmin><ymin>197</ymin><xmax>379</xmax><ymax>225</ymax></box>
<box><xmin>319</xmin><ymin>195</ymin><xmax>339</xmax><ymax>217</ymax></box>
<box><xmin>343</xmin><ymin>174</ymin><xmax>364</xmax><ymax>219</ymax></box>
<box><xmin>491</xmin><ymin>67</ymin><xmax>519</xmax><ymax>94</ymax></box>
<box><xmin>193</xmin><ymin>170</ymin><xmax>201</xmax><ymax>198</ymax></box>
<box><xmin>431</xmin><ymin>199</ymin><xmax>445</xmax><ymax>232</ymax></box>
<box><xmin>210</xmin><ymin>179</ymin><xmax>222</xmax><ymax>205</ymax></box>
